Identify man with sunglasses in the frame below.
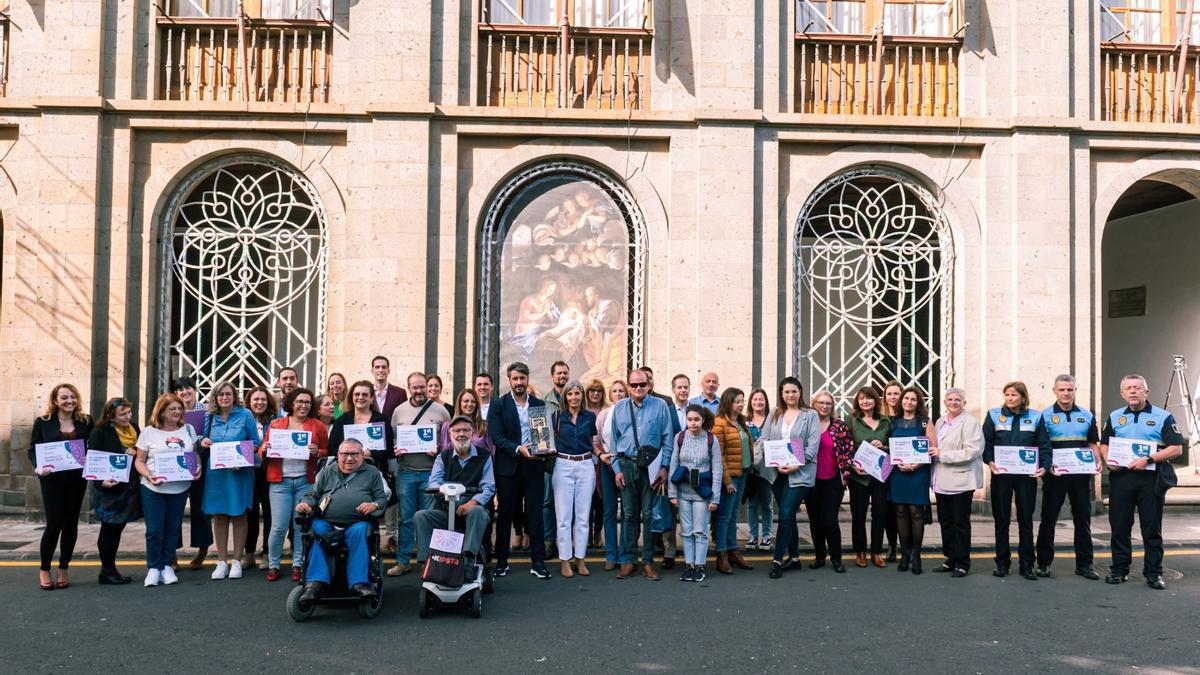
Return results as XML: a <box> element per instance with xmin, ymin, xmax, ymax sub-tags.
<box><xmin>610</xmin><ymin>368</ymin><xmax>674</xmax><ymax>580</ymax></box>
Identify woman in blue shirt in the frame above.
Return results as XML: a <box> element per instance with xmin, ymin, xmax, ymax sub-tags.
<box><xmin>551</xmin><ymin>381</ymin><xmax>598</xmax><ymax>579</ymax></box>
<box><xmin>199</xmin><ymin>381</ymin><xmax>262</xmax><ymax>580</ymax></box>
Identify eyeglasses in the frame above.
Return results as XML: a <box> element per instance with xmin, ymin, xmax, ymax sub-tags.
<box><xmin>293</xmin><ymin>399</ymin><xmax>312</xmax><ymax>406</ymax></box>
<box><xmin>628</xmin><ymin>382</ymin><xmax>648</xmax><ymax>389</ymax></box>
<box><xmin>338</xmin><ymin>452</ymin><xmax>362</xmax><ymax>458</ymax></box>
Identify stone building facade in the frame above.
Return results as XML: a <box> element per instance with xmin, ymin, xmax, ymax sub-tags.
<box><xmin>1</xmin><ymin>1</ymin><xmax>1198</xmax><ymax>512</ymax></box>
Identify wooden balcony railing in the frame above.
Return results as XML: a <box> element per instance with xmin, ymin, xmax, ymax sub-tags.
<box><xmin>794</xmin><ymin>35</ymin><xmax>960</xmax><ymax>117</ymax></box>
<box><xmin>1101</xmin><ymin>44</ymin><xmax>1200</xmax><ymax>123</ymax></box>
<box><xmin>157</xmin><ymin>17</ymin><xmax>332</xmax><ymax>103</ymax></box>
<box><xmin>478</xmin><ymin>25</ymin><xmax>650</xmax><ymax>109</ymax></box>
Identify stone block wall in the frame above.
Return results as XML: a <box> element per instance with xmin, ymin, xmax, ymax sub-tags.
<box><xmin>1</xmin><ymin>1</ymin><xmax>1197</xmax><ymax>514</ymax></box>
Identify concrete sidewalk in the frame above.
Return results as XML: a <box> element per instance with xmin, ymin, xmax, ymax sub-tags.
<box><xmin>4</xmin><ymin>511</ymin><xmax>1200</xmax><ymax>562</ymax></box>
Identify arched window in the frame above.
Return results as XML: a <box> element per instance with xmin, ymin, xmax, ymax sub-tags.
<box><xmin>158</xmin><ymin>155</ymin><xmax>329</xmax><ymax>397</ymax></box>
<box><xmin>793</xmin><ymin>167</ymin><xmax>954</xmax><ymax>410</ymax></box>
<box><xmin>478</xmin><ymin>161</ymin><xmax>646</xmax><ymax>393</ymax></box>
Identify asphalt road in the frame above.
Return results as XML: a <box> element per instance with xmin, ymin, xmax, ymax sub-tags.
<box><xmin>3</xmin><ymin>554</ymin><xmax>1199</xmax><ymax>674</ymax></box>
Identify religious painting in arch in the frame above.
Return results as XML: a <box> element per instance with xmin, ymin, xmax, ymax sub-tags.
<box><xmin>479</xmin><ymin>162</ymin><xmax>646</xmax><ymax>394</ymax></box>
<box><xmin>793</xmin><ymin>166</ymin><xmax>955</xmax><ymax>413</ymax></box>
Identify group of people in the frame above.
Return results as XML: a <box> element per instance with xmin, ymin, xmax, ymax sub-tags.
<box><xmin>27</xmin><ymin>355</ymin><xmax>1183</xmax><ymax>593</ymax></box>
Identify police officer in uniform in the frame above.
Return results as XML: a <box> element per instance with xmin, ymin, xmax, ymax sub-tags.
<box><xmin>1035</xmin><ymin>374</ymin><xmax>1101</xmax><ymax>580</ymax></box>
<box><xmin>1101</xmin><ymin>374</ymin><xmax>1184</xmax><ymax>590</ymax></box>
<box><xmin>982</xmin><ymin>381</ymin><xmax>1050</xmax><ymax>580</ymax></box>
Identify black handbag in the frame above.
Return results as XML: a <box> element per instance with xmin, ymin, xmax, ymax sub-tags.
<box><xmin>629</xmin><ymin>403</ymin><xmax>659</xmax><ymax>469</ymax></box>
<box><xmin>1155</xmin><ymin>460</ymin><xmax>1178</xmax><ymax>495</ymax></box>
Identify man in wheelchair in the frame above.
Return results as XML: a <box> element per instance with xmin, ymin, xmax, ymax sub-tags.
<box><xmin>295</xmin><ymin>438</ymin><xmax>389</xmax><ymax>603</ymax></box>
<box><xmin>415</xmin><ymin>416</ymin><xmax>495</xmax><ymax>581</ymax></box>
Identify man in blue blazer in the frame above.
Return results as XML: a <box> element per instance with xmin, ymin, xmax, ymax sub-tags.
<box><xmin>487</xmin><ymin>362</ymin><xmax>552</xmax><ymax>579</ymax></box>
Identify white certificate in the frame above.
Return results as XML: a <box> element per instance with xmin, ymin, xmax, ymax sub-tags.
<box><xmin>395</xmin><ymin>425</ymin><xmax>438</xmax><ymax>454</ymax></box>
<box><xmin>209</xmin><ymin>441</ymin><xmax>256</xmax><ymax>469</ymax></box>
<box><xmin>82</xmin><ymin>451</ymin><xmax>131</xmax><ymax>482</ymax></box>
<box><xmin>1106</xmin><ymin>437</ymin><xmax>1157</xmax><ymax>471</ymax></box>
<box><xmin>344</xmin><ymin>423</ymin><xmax>387</xmax><ymax>452</ymax></box>
<box><xmin>152</xmin><ymin>451</ymin><xmax>200</xmax><ymax>482</ymax></box>
<box><xmin>267</xmin><ymin>429</ymin><xmax>312</xmax><ymax>460</ymax></box>
<box><xmin>763</xmin><ymin>440</ymin><xmax>800</xmax><ymax>468</ymax></box>
<box><xmin>1052</xmin><ymin>448</ymin><xmax>1098</xmax><ymax>475</ymax></box>
<box><xmin>430</xmin><ymin>528</ymin><xmax>464</xmax><ymax>555</ymax></box>
<box><xmin>889</xmin><ymin>437</ymin><xmax>931</xmax><ymax>465</ymax></box>
<box><xmin>993</xmin><ymin>446</ymin><xmax>1039</xmax><ymax>475</ymax></box>
<box><xmin>852</xmin><ymin>442</ymin><xmax>892</xmax><ymax>482</ymax></box>
<box><xmin>34</xmin><ymin>440</ymin><xmax>87</xmax><ymax>473</ymax></box>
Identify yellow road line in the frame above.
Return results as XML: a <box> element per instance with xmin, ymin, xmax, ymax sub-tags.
<box><xmin>2</xmin><ymin>549</ymin><xmax>1199</xmax><ymax>567</ymax></box>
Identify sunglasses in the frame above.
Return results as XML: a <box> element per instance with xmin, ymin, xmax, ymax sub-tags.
<box><xmin>628</xmin><ymin>382</ymin><xmax>648</xmax><ymax>389</ymax></box>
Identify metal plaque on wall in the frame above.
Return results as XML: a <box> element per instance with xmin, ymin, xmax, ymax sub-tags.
<box><xmin>1108</xmin><ymin>286</ymin><xmax>1147</xmax><ymax>318</ymax></box>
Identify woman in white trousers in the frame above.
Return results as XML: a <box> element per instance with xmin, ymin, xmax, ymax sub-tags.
<box><xmin>551</xmin><ymin>381</ymin><xmax>599</xmax><ymax>578</ymax></box>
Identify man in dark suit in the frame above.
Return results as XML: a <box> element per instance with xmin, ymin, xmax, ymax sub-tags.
<box><xmin>371</xmin><ymin>355</ymin><xmax>408</xmax><ymax>422</ymax></box>
<box><xmin>371</xmin><ymin>355</ymin><xmax>407</xmax><ymax>552</ymax></box>
<box><xmin>487</xmin><ymin>361</ymin><xmax>552</xmax><ymax>579</ymax></box>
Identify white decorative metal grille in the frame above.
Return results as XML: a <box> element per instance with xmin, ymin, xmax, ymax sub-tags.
<box><xmin>478</xmin><ymin>161</ymin><xmax>646</xmax><ymax>386</ymax></box>
<box><xmin>793</xmin><ymin>167</ymin><xmax>954</xmax><ymax>411</ymax></box>
<box><xmin>158</xmin><ymin>156</ymin><xmax>329</xmax><ymax>398</ymax></box>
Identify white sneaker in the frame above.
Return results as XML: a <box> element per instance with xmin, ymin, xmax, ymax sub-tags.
<box><xmin>143</xmin><ymin>568</ymin><xmax>161</xmax><ymax>587</ymax></box>
<box><xmin>211</xmin><ymin>561</ymin><xmax>229</xmax><ymax>580</ymax></box>
<box><xmin>228</xmin><ymin>560</ymin><xmax>243</xmax><ymax>579</ymax></box>
<box><xmin>161</xmin><ymin>566</ymin><xmax>179</xmax><ymax>585</ymax></box>
<box><xmin>258</xmin><ymin>559</ymin><xmax>270</xmax><ymax>571</ymax></box>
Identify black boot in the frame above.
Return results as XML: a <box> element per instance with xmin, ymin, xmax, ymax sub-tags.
<box><xmin>299</xmin><ymin>581</ymin><xmax>324</xmax><ymax>606</ymax></box>
<box><xmin>897</xmin><ymin>550</ymin><xmax>911</xmax><ymax>572</ymax></box>
<box><xmin>98</xmin><ymin>568</ymin><xmax>132</xmax><ymax>585</ymax></box>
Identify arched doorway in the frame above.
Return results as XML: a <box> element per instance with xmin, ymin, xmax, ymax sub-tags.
<box><xmin>158</xmin><ymin>154</ymin><xmax>330</xmax><ymax>398</ymax></box>
<box><xmin>1101</xmin><ymin>170</ymin><xmax>1200</xmax><ymax>467</ymax></box>
<box><xmin>478</xmin><ymin>160</ymin><xmax>647</xmax><ymax>394</ymax></box>
<box><xmin>793</xmin><ymin>166</ymin><xmax>955</xmax><ymax>410</ymax></box>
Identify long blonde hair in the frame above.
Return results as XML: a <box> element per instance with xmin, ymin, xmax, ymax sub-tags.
<box><xmin>41</xmin><ymin>383</ymin><xmax>90</xmax><ymax>423</ymax></box>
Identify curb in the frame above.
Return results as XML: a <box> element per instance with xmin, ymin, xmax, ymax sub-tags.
<box><xmin>4</xmin><ymin>542</ymin><xmax>1200</xmax><ymax>562</ymax></box>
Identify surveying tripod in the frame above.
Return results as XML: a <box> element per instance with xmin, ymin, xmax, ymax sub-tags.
<box><xmin>1164</xmin><ymin>355</ymin><xmax>1200</xmax><ymax>474</ymax></box>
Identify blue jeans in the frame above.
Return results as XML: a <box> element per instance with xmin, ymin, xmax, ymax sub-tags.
<box><xmin>747</xmin><ymin>474</ymin><xmax>774</xmax><ymax>540</ymax></box>
<box><xmin>771</xmin><ymin>475</ymin><xmax>810</xmax><ymax>562</ymax></box>
<box><xmin>617</xmin><ymin>458</ymin><xmax>656</xmax><ymax>565</ymax></box>
<box><xmin>395</xmin><ymin>470</ymin><xmax>436</xmax><ymax>565</ymax></box>
<box><xmin>142</xmin><ymin>487</ymin><xmax>187</xmax><ymax>570</ymax></box>
<box><xmin>714</xmin><ymin>474</ymin><xmax>747</xmax><ymax>551</ymax></box>
<box><xmin>677</xmin><ymin>499</ymin><xmax>712</xmax><ymax>565</ymax></box>
<box><xmin>305</xmin><ymin>519</ymin><xmax>370</xmax><ymax>587</ymax></box>
<box><xmin>268</xmin><ymin>477</ymin><xmax>311</xmax><ymax>569</ymax></box>
<box><xmin>599</xmin><ymin>462</ymin><xmax>623</xmax><ymax>564</ymax></box>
